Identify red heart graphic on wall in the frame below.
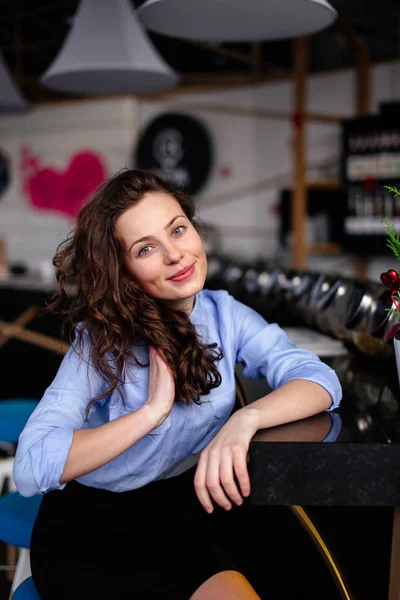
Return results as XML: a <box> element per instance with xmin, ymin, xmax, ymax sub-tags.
<box><xmin>21</xmin><ymin>149</ymin><xmax>108</xmax><ymax>219</ymax></box>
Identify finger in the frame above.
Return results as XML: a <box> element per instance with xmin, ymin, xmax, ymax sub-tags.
<box><xmin>206</xmin><ymin>451</ymin><xmax>232</xmax><ymax>511</ymax></box>
<box><xmin>232</xmin><ymin>446</ymin><xmax>251</xmax><ymax>498</ymax></box>
<box><xmin>155</xmin><ymin>347</ymin><xmax>167</xmax><ymax>363</ymax></box>
<box><xmin>154</xmin><ymin>349</ymin><xmax>171</xmax><ymax>373</ymax></box>
<box><xmin>152</xmin><ymin>347</ymin><xmax>163</xmax><ymax>363</ymax></box>
<box><xmin>153</xmin><ymin>352</ymin><xmax>168</xmax><ymax>376</ymax></box>
<box><xmin>194</xmin><ymin>454</ymin><xmax>214</xmax><ymax>514</ymax></box>
<box><xmin>220</xmin><ymin>451</ymin><xmax>243</xmax><ymax>506</ymax></box>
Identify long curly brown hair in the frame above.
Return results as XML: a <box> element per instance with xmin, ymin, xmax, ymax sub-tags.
<box><xmin>47</xmin><ymin>168</ymin><xmax>222</xmax><ymax>409</ymax></box>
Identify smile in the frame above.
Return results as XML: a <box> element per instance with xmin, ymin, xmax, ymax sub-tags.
<box><xmin>169</xmin><ymin>264</ymin><xmax>195</xmax><ymax>282</ymax></box>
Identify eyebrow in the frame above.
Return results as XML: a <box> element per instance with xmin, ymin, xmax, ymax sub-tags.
<box><xmin>128</xmin><ymin>215</ymin><xmax>185</xmax><ymax>255</ymax></box>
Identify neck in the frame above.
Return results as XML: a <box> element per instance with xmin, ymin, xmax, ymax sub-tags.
<box><xmin>165</xmin><ymin>295</ymin><xmax>196</xmax><ymax>315</ymax></box>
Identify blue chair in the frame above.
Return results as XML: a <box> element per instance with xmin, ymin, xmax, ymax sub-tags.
<box><xmin>0</xmin><ymin>399</ymin><xmax>39</xmax><ymax>494</ymax></box>
<box><xmin>0</xmin><ymin>399</ymin><xmax>39</xmax><ymax>445</ymax></box>
<box><xmin>11</xmin><ymin>576</ymin><xmax>41</xmax><ymax>600</ymax></box>
<box><xmin>0</xmin><ymin>398</ymin><xmax>41</xmax><ymax>594</ymax></box>
<box><xmin>0</xmin><ymin>492</ymin><xmax>42</xmax><ymax>548</ymax></box>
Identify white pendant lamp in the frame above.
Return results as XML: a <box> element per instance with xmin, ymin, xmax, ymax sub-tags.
<box><xmin>41</xmin><ymin>0</ymin><xmax>179</xmax><ymax>95</ymax></box>
<box><xmin>137</xmin><ymin>0</ymin><xmax>337</xmax><ymax>42</ymax></box>
<box><xmin>0</xmin><ymin>53</ymin><xmax>29</xmax><ymax>112</ymax></box>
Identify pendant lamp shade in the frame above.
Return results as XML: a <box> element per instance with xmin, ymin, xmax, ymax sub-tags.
<box><xmin>138</xmin><ymin>0</ymin><xmax>337</xmax><ymax>42</ymax></box>
<box><xmin>40</xmin><ymin>0</ymin><xmax>179</xmax><ymax>95</ymax></box>
<box><xmin>0</xmin><ymin>53</ymin><xmax>29</xmax><ymax>112</ymax></box>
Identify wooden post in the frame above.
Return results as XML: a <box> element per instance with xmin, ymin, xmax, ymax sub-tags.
<box><xmin>338</xmin><ymin>17</ymin><xmax>371</xmax><ymax>278</ymax></box>
<box><xmin>354</xmin><ymin>30</ymin><xmax>371</xmax><ymax>278</ymax></box>
<box><xmin>0</xmin><ymin>235</ymin><xmax>8</xmax><ymax>278</ymax></box>
<box><xmin>292</xmin><ymin>37</ymin><xmax>308</xmax><ymax>269</ymax></box>
<box><xmin>356</xmin><ymin>49</ymin><xmax>370</xmax><ymax>117</ymax></box>
<box><xmin>337</xmin><ymin>17</ymin><xmax>371</xmax><ymax>117</ymax></box>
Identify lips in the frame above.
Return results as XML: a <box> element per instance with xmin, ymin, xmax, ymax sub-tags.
<box><xmin>168</xmin><ymin>263</ymin><xmax>195</xmax><ymax>281</ymax></box>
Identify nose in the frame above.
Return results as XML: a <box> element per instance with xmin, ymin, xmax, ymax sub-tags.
<box><xmin>163</xmin><ymin>241</ymin><xmax>183</xmax><ymax>264</ymax></box>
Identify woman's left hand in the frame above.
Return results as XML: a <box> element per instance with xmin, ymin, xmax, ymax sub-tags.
<box><xmin>194</xmin><ymin>408</ymin><xmax>259</xmax><ymax>513</ymax></box>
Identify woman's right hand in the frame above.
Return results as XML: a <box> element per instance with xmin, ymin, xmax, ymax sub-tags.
<box><xmin>144</xmin><ymin>346</ymin><xmax>176</xmax><ymax>428</ymax></box>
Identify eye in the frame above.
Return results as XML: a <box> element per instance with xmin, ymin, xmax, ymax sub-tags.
<box><xmin>138</xmin><ymin>245</ymin><xmax>152</xmax><ymax>257</ymax></box>
<box><xmin>173</xmin><ymin>225</ymin><xmax>185</xmax><ymax>236</ymax></box>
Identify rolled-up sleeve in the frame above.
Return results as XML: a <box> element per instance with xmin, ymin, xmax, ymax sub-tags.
<box><xmin>233</xmin><ymin>298</ymin><xmax>342</xmax><ymax>411</ymax></box>
<box><xmin>13</xmin><ymin>334</ymin><xmax>105</xmax><ymax>497</ymax></box>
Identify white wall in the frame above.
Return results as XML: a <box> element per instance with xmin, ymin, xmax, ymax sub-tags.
<box><xmin>0</xmin><ymin>97</ymin><xmax>139</xmax><ymax>275</ymax></box>
<box><xmin>138</xmin><ymin>60</ymin><xmax>400</xmax><ymax>280</ymax></box>
<box><xmin>1</xmin><ymin>61</ymin><xmax>399</xmax><ymax>281</ymax></box>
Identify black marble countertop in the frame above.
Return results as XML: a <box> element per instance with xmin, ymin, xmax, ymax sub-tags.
<box><xmin>249</xmin><ymin>352</ymin><xmax>400</xmax><ymax>506</ymax></box>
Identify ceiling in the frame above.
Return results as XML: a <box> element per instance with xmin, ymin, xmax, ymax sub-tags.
<box><xmin>0</xmin><ymin>0</ymin><xmax>399</xmax><ymax>103</ymax></box>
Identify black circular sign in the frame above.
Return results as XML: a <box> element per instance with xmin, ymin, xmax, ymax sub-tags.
<box><xmin>135</xmin><ymin>112</ymin><xmax>213</xmax><ymax>195</ymax></box>
<box><xmin>0</xmin><ymin>150</ymin><xmax>10</xmax><ymax>198</ymax></box>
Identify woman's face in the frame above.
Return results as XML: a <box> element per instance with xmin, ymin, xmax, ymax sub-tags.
<box><xmin>116</xmin><ymin>191</ymin><xmax>207</xmax><ymax>314</ymax></box>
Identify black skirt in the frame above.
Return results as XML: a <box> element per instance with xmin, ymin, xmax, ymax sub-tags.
<box><xmin>30</xmin><ymin>467</ymin><xmax>239</xmax><ymax>599</ymax></box>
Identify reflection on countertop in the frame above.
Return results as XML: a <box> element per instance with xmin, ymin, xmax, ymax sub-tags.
<box><xmin>325</xmin><ymin>352</ymin><xmax>400</xmax><ymax>444</ymax></box>
<box><xmin>249</xmin><ymin>352</ymin><xmax>400</xmax><ymax>506</ymax></box>
<box><xmin>248</xmin><ymin>350</ymin><xmax>400</xmax><ymax>446</ymax></box>
<box><xmin>253</xmin><ymin>411</ymin><xmax>342</xmax><ymax>444</ymax></box>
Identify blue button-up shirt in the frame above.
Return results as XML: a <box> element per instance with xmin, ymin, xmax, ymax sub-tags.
<box><xmin>14</xmin><ymin>289</ymin><xmax>342</xmax><ymax>497</ymax></box>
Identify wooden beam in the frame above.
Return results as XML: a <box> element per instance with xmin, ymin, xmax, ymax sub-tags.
<box><xmin>0</xmin><ymin>305</ymin><xmax>39</xmax><ymax>349</ymax></box>
<box><xmin>307</xmin><ymin>242</ymin><xmax>342</xmax><ymax>255</ymax></box>
<box><xmin>292</xmin><ymin>37</ymin><xmax>308</xmax><ymax>270</ymax></box>
<box><xmin>0</xmin><ymin>319</ymin><xmax>69</xmax><ymax>355</ymax></box>
<box><xmin>138</xmin><ymin>73</ymin><xmax>283</xmax><ymax>100</ymax></box>
<box><xmin>305</xmin><ymin>179</ymin><xmax>342</xmax><ymax>190</ymax></box>
<box><xmin>163</xmin><ymin>101</ymin><xmax>345</xmax><ymax>124</ymax></box>
<box><xmin>180</xmin><ymin>73</ymin><xmax>270</xmax><ymax>85</ymax></box>
<box><xmin>185</xmin><ymin>40</ymin><xmax>289</xmax><ymax>78</ymax></box>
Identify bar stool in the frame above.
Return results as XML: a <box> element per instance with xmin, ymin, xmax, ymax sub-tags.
<box><xmin>0</xmin><ymin>399</ymin><xmax>39</xmax><ymax>441</ymax></box>
<box><xmin>0</xmin><ymin>399</ymin><xmax>41</xmax><ymax>594</ymax></box>
<box><xmin>0</xmin><ymin>399</ymin><xmax>39</xmax><ymax>492</ymax></box>
<box><xmin>0</xmin><ymin>492</ymin><xmax>42</xmax><ymax>594</ymax></box>
<box><xmin>11</xmin><ymin>576</ymin><xmax>40</xmax><ymax>600</ymax></box>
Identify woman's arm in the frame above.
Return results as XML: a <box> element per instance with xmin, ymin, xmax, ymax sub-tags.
<box><xmin>61</xmin><ymin>346</ymin><xmax>174</xmax><ymax>483</ymax></box>
<box><xmin>239</xmin><ymin>379</ymin><xmax>332</xmax><ymax>433</ymax></box>
<box><xmin>232</xmin><ymin>297</ymin><xmax>342</xmax><ymax>411</ymax></box>
<box><xmin>194</xmin><ymin>381</ymin><xmax>332</xmax><ymax>514</ymax></box>
<box><xmin>14</xmin><ymin>339</ymin><xmax>172</xmax><ymax>496</ymax></box>
<box><xmin>194</xmin><ymin>294</ymin><xmax>342</xmax><ymax>513</ymax></box>
<box><xmin>59</xmin><ymin>403</ymin><xmax>159</xmax><ymax>483</ymax></box>
<box><xmin>252</xmin><ymin>409</ymin><xmax>333</xmax><ymax>443</ymax></box>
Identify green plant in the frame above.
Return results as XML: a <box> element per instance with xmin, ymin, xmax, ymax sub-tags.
<box><xmin>381</xmin><ymin>185</ymin><xmax>400</xmax><ymax>319</ymax></box>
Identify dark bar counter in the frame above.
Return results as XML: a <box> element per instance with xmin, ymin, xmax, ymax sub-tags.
<box><xmin>248</xmin><ymin>351</ymin><xmax>400</xmax><ymax>600</ymax></box>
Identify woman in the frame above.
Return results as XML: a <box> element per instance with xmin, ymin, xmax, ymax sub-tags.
<box><xmin>14</xmin><ymin>169</ymin><xmax>342</xmax><ymax>599</ymax></box>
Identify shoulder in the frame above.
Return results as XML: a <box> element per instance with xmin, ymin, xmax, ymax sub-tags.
<box><xmin>195</xmin><ymin>289</ymin><xmax>267</xmax><ymax>336</ymax></box>
<box><xmin>195</xmin><ymin>288</ymin><xmax>239</xmax><ymax>321</ymax></box>
<box><xmin>197</xmin><ymin>288</ymin><xmax>231</xmax><ymax>307</ymax></box>
<box><xmin>198</xmin><ymin>289</ymin><xmax>264</xmax><ymax>322</ymax></box>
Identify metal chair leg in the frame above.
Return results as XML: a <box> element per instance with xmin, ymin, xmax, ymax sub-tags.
<box><xmin>10</xmin><ymin>548</ymin><xmax>32</xmax><ymax>594</ymax></box>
